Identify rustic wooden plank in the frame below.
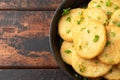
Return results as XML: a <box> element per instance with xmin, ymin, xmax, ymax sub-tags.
<box><xmin>0</xmin><ymin>11</ymin><xmax>58</xmax><ymax>68</ymax></box>
<box><xmin>0</xmin><ymin>69</ymin><xmax>73</xmax><ymax>80</ymax></box>
<box><xmin>0</xmin><ymin>0</ymin><xmax>62</xmax><ymax>10</ymax></box>
<box><xmin>0</xmin><ymin>69</ymin><xmax>104</xmax><ymax>80</ymax></box>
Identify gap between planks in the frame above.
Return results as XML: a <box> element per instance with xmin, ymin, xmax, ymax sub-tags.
<box><xmin>0</xmin><ymin>9</ymin><xmax>56</xmax><ymax>11</ymax></box>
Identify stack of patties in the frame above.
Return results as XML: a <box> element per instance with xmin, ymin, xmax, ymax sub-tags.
<box><xmin>58</xmin><ymin>0</ymin><xmax>120</xmax><ymax>79</ymax></box>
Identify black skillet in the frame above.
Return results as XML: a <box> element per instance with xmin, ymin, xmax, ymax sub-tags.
<box><xmin>49</xmin><ymin>0</ymin><xmax>95</xmax><ymax>80</ymax></box>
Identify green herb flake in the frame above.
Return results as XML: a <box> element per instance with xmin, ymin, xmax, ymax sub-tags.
<box><xmin>77</xmin><ymin>17</ymin><xmax>84</xmax><ymax>25</ymax></box>
<box><xmin>106</xmin><ymin>11</ymin><xmax>112</xmax><ymax>16</ymax></box>
<box><xmin>100</xmin><ymin>0</ymin><xmax>103</xmax><ymax>3</ymax></box>
<box><xmin>80</xmin><ymin>27</ymin><xmax>86</xmax><ymax>31</ymax></box>
<box><xmin>78</xmin><ymin>11</ymin><xmax>83</xmax><ymax>16</ymax></box>
<box><xmin>116</xmin><ymin>22</ymin><xmax>120</xmax><ymax>27</ymax></box>
<box><xmin>77</xmin><ymin>20</ymin><xmax>81</xmax><ymax>25</ymax></box>
<box><xmin>93</xmin><ymin>35</ymin><xmax>99</xmax><ymax>42</ymax></box>
<box><xmin>106</xmin><ymin>41</ymin><xmax>111</xmax><ymax>46</ymax></box>
<box><xmin>112</xmin><ymin>21</ymin><xmax>116</xmax><ymax>24</ymax></box>
<box><xmin>66</xmin><ymin>16</ymin><xmax>71</xmax><ymax>22</ymax></box>
<box><xmin>106</xmin><ymin>0</ymin><xmax>111</xmax><ymax>7</ymax></box>
<box><xmin>111</xmin><ymin>32</ymin><xmax>116</xmax><ymax>37</ymax></box>
<box><xmin>64</xmin><ymin>50</ymin><xmax>71</xmax><ymax>54</ymax></box>
<box><xmin>114</xmin><ymin>6</ymin><xmax>119</xmax><ymax>10</ymax></box>
<box><xmin>62</xmin><ymin>8</ymin><xmax>71</xmax><ymax>16</ymax></box>
<box><xmin>96</xmin><ymin>4</ymin><xmax>101</xmax><ymax>8</ymax></box>
<box><xmin>87</xmin><ymin>30</ymin><xmax>90</xmax><ymax>33</ymax></box>
<box><xmin>104</xmin><ymin>19</ymin><xmax>109</xmax><ymax>26</ymax></box>
<box><xmin>95</xmin><ymin>61</ymin><xmax>99</xmax><ymax>64</ymax></box>
<box><xmin>112</xmin><ymin>21</ymin><xmax>120</xmax><ymax>27</ymax></box>
<box><xmin>66</xmin><ymin>29</ymin><xmax>70</xmax><ymax>34</ymax></box>
<box><xmin>79</xmin><ymin>64</ymin><xmax>86</xmax><ymax>73</ymax></box>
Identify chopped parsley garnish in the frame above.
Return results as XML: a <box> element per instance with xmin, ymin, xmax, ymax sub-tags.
<box><xmin>106</xmin><ymin>0</ymin><xmax>111</xmax><ymax>7</ymax></box>
<box><xmin>96</xmin><ymin>4</ymin><xmax>101</xmax><ymax>8</ymax></box>
<box><xmin>64</xmin><ymin>50</ymin><xmax>71</xmax><ymax>54</ymax></box>
<box><xmin>104</xmin><ymin>19</ymin><xmax>109</xmax><ymax>26</ymax></box>
<box><xmin>116</xmin><ymin>22</ymin><xmax>120</xmax><ymax>27</ymax></box>
<box><xmin>112</xmin><ymin>21</ymin><xmax>120</xmax><ymax>27</ymax></box>
<box><xmin>77</xmin><ymin>20</ymin><xmax>81</xmax><ymax>24</ymax></box>
<box><xmin>114</xmin><ymin>6</ymin><xmax>119</xmax><ymax>10</ymax></box>
<box><xmin>79</xmin><ymin>64</ymin><xmax>86</xmax><ymax>73</ymax></box>
<box><xmin>80</xmin><ymin>27</ymin><xmax>86</xmax><ymax>31</ymax></box>
<box><xmin>111</xmin><ymin>32</ymin><xmax>116</xmax><ymax>37</ymax></box>
<box><xmin>66</xmin><ymin>29</ymin><xmax>70</xmax><ymax>34</ymax></box>
<box><xmin>77</xmin><ymin>17</ymin><xmax>84</xmax><ymax>25</ymax></box>
<box><xmin>95</xmin><ymin>61</ymin><xmax>99</xmax><ymax>64</ymax></box>
<box><xmin>106</xmin><ymin>41</ymin><xmax>111</xmax><ymax>46</ymax></box>
<box><xmin>93</xmin><ymin>35</ymin><xmax>99</xmax><ymax>42</ymax></box>
<box><xmin>87</xmin><ymin>30</ymin><xmax>90</xmax><ymax>33</ymax></box>
<box><xmin>100</xmin><ymin>0</ymin><xmax>103</xmax><ymax>3</ymax></box>
<box><xmin>78</xmin><ymin>11</ymin><xmax>83</xmax><ymax>16</ymax></box>
<box><xmin>106</xmin><ymin>11</ymin><xmax>112</xmax><ymax>16</ymax></box>
<box><xmin>112</xmin><ymin>21</ymin><xmax>116</xmax><ymax>24</ymax></box>
<box><xmin>62</xmin><ymin>8</ymin><xmax>71</xmax><ymax>16</ymax></box>
<box><xmin>66</xmin><ymin>16</ymin><xmax>71</xmax><ymax>22</ymax></box>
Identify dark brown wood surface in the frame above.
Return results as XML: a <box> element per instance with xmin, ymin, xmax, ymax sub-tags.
<box><xmin>0</xmin><ymin>0</ymin><xmax>73</xmax><ymax>80</ymax></box>
<box><xmin>0</xmin><ymin>69</ymin><xmax>72</xmax><ymax>80</ymax></box>
<box><xmin>0</xmin><ymin>0</ymin><xmax>62</xmax><ymax>10</ymax></box>
<box><xmin>0</xmin><ymin>11</ymin><xmax>57</xmax><ymax>68</ymax></box>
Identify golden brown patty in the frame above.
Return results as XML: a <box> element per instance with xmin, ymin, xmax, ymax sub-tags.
<box><xmin>98</xmin><ymin>25</ymin><xmax>120</xmax><ymax>65</ymax></box>
<box><xmin>104</xmin><ymin>66</ymin><xmax>120</xmax><ymax>80</ymax></box>
<box><xmin>83</xmin><ymin>8</ymin><xmax>108</xmax><ymax>25</ymax></box>
<box><xmin>58</xmin><ymin>8</ymin><xmax>84</xmax><ymax>41</ymax></box>
<box><xmin>88</xmin><ymin>0</ymin><xmax>119</xmax><ymax>17</ymax></box>
<box><xmin>60</xmin><ymin>41</ymin><xmax>75</xmax><ymax>65</ymax></box>
<box><xmin>74</xmin><ymin>20</ymin><xmax>106</xmax><ymax>59</ymax></box>
<box><xmin>109</xmin><ymin>9</ymin><xmax>120</xmax><ymax>27</ymax></box>
<box><xmin>71</xmin><ymin>53</ymin><xmax>112</xmax><ymax>78</ymax></box>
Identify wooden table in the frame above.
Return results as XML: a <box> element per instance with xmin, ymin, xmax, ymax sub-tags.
<box><xmin>0</xmin><ymin>0</ymin><xmax>73</xmax><ymax>80</ymax></box>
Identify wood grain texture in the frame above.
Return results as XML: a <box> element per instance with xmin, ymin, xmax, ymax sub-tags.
<box><xmin>0</xmin><ymin>11</ymin><xmax>58</xmax><ymax>68</ymax></box>
<box><xmin>0</xmin><ymin>0</ymin><xmax>62</xmax><ymax>10</ymax></box>
<box><xmin>0</xmin><ymin>69</ymin><xmax>73</xmax><ymax>80</ymax></box>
